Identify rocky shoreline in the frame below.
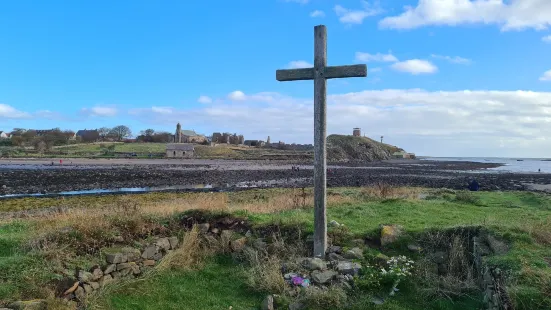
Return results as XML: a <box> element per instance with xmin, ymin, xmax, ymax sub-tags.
<box><xmin>0</xmin><ymin>159</ymin><xmax>550</xmax><ymax>197</ymax></box>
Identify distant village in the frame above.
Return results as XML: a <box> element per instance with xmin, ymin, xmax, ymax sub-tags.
<box><xmin>0</xmin><ymin>123</ymin><xmax>414</xmax><ymax>159</ymax></box>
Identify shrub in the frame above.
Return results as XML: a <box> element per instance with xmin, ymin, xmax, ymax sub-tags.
<box><xmin>455</xmin><ymin>191</ymin><xmax>481</xmax><ymax>204</ymax></box>
<box><xmin>302</xmin><ymin>286</ymin><xmax>348</xmax><ymax>310</ymax></box>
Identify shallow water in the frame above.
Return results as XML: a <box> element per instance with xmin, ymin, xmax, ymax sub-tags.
<box><xmin>0</xmin><ymin>178</ymin><xmax>311</xmax><ymax>199</ymax></box>
<box><xmin>423</xmin><ymin>157</ymin><xmax>551</xmax><ymax>173</ymax></box>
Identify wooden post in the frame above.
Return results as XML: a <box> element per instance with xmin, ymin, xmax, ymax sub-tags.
<box><xmin>275</xmin><ymin>25</ymin><xmax>367</xmax><ymax>258</ymax></box>
<box><xmin>313</xmin><ymin>25</ymin><xmax>327</xmax><ymax>258</ymax></box>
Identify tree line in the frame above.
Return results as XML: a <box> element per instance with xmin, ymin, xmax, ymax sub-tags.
<box><xmin>1</xmin><ymin>126</ymin><xmax>175</xmax><ymax>152</ymax></box>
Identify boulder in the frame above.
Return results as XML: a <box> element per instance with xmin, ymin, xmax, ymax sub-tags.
<box><xmin>143</xmin><ymin>260</ymin><xmax>156</xmax><ymax>266</ymax></box>
<box><xmin>91</xmin><ymin>267</ymin><xmax>103</xmax><ymax>281</ymax></box>
<box><xmin>122</xmin><ymin>247</ymin><xmax>141</xmax><ymax>261</ymax></box>
<box><xmin>105</xmin><ymin>253</ymin><xmax>125</xmax><ymax>264</ymax></box>
<box><xmin>336</xmin><ymin>261</ymin><xmax>362</xmax><ymax>276</ymax></box>
<box><xmin>231</xmin><ymin>237</ymin><xmax>247</xmax><ymax>252</ymax></box>
<box><xmin>327</xmin><ymin>253</ymin><xmax>345</xmax><ymax>262</ymax></box>
<box><xmin>198</xmin><ymin>223</ymin><xmax>210</xmax><ymax>233</ymax></box>
<box><xmin>78</xmin><ymin>271</ymin><xmax>94</xmax><ymax>283</ymax></box>
<box><xmin>327</xmin><ymin>246</ymin><xmax>342</xmax><ymax>254</ymax></box>
<box><xmin>103</xmin><ymin>264</ymin><xmax>116</xmax><ymax>274</ymax></box>
<box><xmin>111</xmin><ymin>271</ymin><xmax>121</xmax><ymax>279</ymax></box>
<box><xmin>302</xmin><ymin>258</ymin><xmax>326</xmax><ymax>270</ymax></box>
<box><xmin>380</xmin><ymin>225</ymin><xmax>403</xmax><ymax>246</ymax></box>
<box><xmin>99</xmin><ymin>274</ymin><xmax>114</xmax><ymax>287</ymax></box>
<box><xmin>343</xmin><ymin>247</ymin><xmax>363</xmax><ymax>260</ymax></box>
<box><xmin>119</xmin><ymin>268</ymin><xmax>132</xmax><ymax>277</ymax></box>
<box><xmin>329</xmin><ymin>220</ymin><xmax>341</xmax><ymax>227</ymax></box>
<box><xmin>129</xmin><ymin>262</ymin><xmax>141</xmax><ymax>275</ymax></box>
<box><xmin>116</xmin><ymin>263</ymin><xmax>131</xmax><ymax>271</ymax></box>
<box><xmin>155</xmin><ymin>238</ymin><xmax>171</xmax><ymax>252</ymax></box>
<box><xmin>153</xmin><ymin>252</ymin><xmax>163</xmax><ymax>261</ymax></box>
<box><xmin>211</xmin><ymin>228</ymin><xmax>220</xmax><ymax>234</ymax></box>
<box><xmin>311</xmin><ymin>270</ymin><xmax>338</xmax><ymax>284</ymax></box>
<box><xmin>168</xmin><ymin>236</ymin><xmax>179</xmax><ymax>249</ymax></box>
<box><xmin>141</xmin><ymin>244</ymin><xmax>157</xmax><ymax>260</ymax></box>
<box><xmin>83</xmin><ymin>283</ymin><xmax>93</xmax><ymax>294</ymax></box>
<box><xmin>261</xmin><ymin>295</ymin><xmax>274</xmax><ymax>310</ymax></box>
<box><xmin>89</xmin><ymin>282</ymin><xmax>100</xmax><ymax>290</ymax></box>
<box><xmin>8</xmin><ymin>300</ymin><xmax>47</xmax><ymax>310</ymax></box>
<box><xmin>75</xmin><ymin>286</ymin><xmax>85</xmax><ymax>300</ymax></box>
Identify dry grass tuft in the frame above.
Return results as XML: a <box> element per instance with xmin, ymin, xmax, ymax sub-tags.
<box><xmin>361</xmin><ymin>184</ymin><xmax>423</xmax><ymax>200</ymax></box>
<box><xmin>302</xmin><ymin>286</ymin><xmax>348</xmax><ymax>310</ymax></box>
<box><xmin>156</xmin><ymin>225</ymin><xmax>203</xmax><ymax>271</ymax></box>
<box><xmin>521</xmin><ymin>217</ymin><xmax>551</xmax><ymax>245</ymax></box>
<box><xmin>242</xmin><ymin>247</ymin><xmax>286</xmax><ymax>294</ymax></box>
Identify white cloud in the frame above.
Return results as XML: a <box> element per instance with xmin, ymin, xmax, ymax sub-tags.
<box><xmin>128</xmin><ymin>89</ymin><xmax>551</xmax><ymax>157</ymax></box>
<box><xmin>81</xmin><ymin>106</ymin><xmax>117</xmax><ymax>117</ymax></box>
<box><xmin>151</xmin><ymin>106</ymin><xmax>173</xmax><ymax>114</ymax></box>
<box><xmin>310</xmin><ymin>10</ymin><xmax>325</xmax><ymax>18</ymax></box>
<box><xmin>287</xmin><ymin>60</ymin><xmax>313</xmax><ymax>69</ymax></box>
<box><xmin>379</xmin><ymin>0</ymin><xmax>551</xmax><ymax>31</ymax></box>
<box><xmin>543</xmin><ymin>35</ymin><xmax>551</xmax><ymax>43</ymax></box>
<box><xmin>227</xmin><ymin>90</ymin><xmax>247</xmax><ymax>101</ymax></box>
<box><xmin>334</xmin><ymin>3</ymin><xmax>383</xmax><ymax>25</ymax></box>
<box><xmin>540</xmin><ymin>70</ymin><xmax>551</xmax><ymax>81</ymax></box>
<box><xmin>355</xmin><ymin>52</ymin><xmax>398</xmax><ymax>62</ymax></box>
<box><xmin>391</xmin><ymin>59</ymin><xmax>438</xmax><ymax>74</ymax></box>
<box><xmin>0</xmin><ymin>104</ymin><xmax>30</xmax><ymax>119</ymax></box>
<box><xmin>198</xmin><ymin>95</ymin><xmax>213</xmax><ymax>104</ymax></box>
<box><xmin>431</xmin><ymin>54</ymin><xmax>472</xmax><ymax>65</ymax></box>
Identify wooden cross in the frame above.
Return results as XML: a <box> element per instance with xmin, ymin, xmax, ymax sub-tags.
<box><xmin>276</xmin><ymin>25</ymin><xmax>367</xmax><ymax>258</ymax></box>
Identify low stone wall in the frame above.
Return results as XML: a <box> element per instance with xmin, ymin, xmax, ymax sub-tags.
<box><xmin>473</xmin><ymin>235</ymin><xmax>512</xmax><ymax>310</ymax></box>
<box><xmin>62</xmin><ymin>236</ymin><xmax>179</xmax><ymax>300</ymax></box>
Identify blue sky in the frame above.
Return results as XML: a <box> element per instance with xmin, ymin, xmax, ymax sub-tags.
<box><xmin>1</xmin><ymin>0</ymin><xmax>551</xmax><ymax>157</ymax></box>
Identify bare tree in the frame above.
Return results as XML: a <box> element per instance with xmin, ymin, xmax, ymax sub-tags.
<box><xmin>98</xmin><ymin>127</ymin><xmax>111</xmax><ymax>141</ymax></box>
<box><xmin>109</xmin><ymin>125</ymin><xmax>132</xmax><ymax>141</ymax></box>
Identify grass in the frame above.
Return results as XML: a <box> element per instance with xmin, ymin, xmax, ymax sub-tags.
<box><xmin>1</xmin><ymin>188</ymin><xmax>550</xmax><ymax>309</ymax></box>
<box><xmin>1</xmin><ymin>142</ymin><xmax>312</xmax><ymax>159</ymax></box>
<box><xmin>92</xmin><ymin>255</ymin><xmax>264</xmax><ymax>310</ymax></box>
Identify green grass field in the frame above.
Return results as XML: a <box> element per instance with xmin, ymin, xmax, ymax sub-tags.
<box><xmin>1</xmin><ymin>188</ymin><xmax>550</xmax><ymax>309</ymax></box>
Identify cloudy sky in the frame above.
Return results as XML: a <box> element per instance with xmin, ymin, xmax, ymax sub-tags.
<box><xmin>1</xmin><ymin>0</ymin><xmax>551</xmax><ymax>157</ymax></box>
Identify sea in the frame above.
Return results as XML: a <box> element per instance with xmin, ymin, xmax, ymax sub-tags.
<box><xmin>421</xmin><ymin>157</ymin><xmax>551</xmax><ymax>174</ymax></box>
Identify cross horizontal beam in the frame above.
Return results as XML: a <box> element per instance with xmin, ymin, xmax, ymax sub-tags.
<box><xmin>276</xmin><ymin>64</ymin><xmax>367</xmax><ymax>82</ymax></box>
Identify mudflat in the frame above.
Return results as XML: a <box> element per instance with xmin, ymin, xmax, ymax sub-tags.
<box><xmin>1</xmin><ymin>158</ymin><xmax>550</xmax><ymax>196</ymax></box>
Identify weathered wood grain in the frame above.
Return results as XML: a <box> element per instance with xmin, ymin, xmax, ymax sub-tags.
<box><xmin>313</xmin><ymin>25</ymin><xmax>328</xmax><ymax>258</ymax></box>
<box><xmin>324</xmin><ymin>64</ymin><xmax>367</xmax><ymax>79</ymax></box>
<box><xmin>276</xmin><ymin>68</ymin><xmax>314</xmax><ymax>81</ymax></box>
<box><xmin>274</xmin><ymin>24</ymin><xmax>368</xmax><ymax>258</ymax></box>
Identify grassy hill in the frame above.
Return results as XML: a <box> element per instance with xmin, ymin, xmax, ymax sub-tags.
<box><xmin>327</xmin><ymin>134</ymin><xmax>404</xmax><ymax>162</ymax></box>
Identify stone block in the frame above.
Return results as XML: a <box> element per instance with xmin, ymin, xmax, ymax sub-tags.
<box><xmin>153</xmin><ymin>252</ymin><xmax>163</xmax><ymax>261</ymax></box>
<box><xmin>311</xmin><ymin>270</ymin><xmax>338</xmax><ymax>284</ymax></box>
<box><xmin>141</xmin><ymin>244</ymin><xmax>157</xmax><ymax>259</ymax></box>
<box><xmin>99</xmin><ymin>274</ymin><xmax>114</xmax><ymax>287</ymax></box>
<box><xmin>89</xmin><ymin>282</ymin><xmax>100</xmax><ymax>290</ymax></box>
<box><xmin>83</xmin><ymin>283</ymin><xmax>93</xmax><ymax>294</ymax></box>
<box><xmin>75</xmin><ymin>286</ymin><xmax>85</xmax><ymax>300</ymax></box>
<box><xmin>168</xmin><ymin>236</ymin><xmax>179</xmax><ymax>249</ymax></box>
<box><xmin>105</xmin><ymin>253</ymin><xmax>124</xmax><ymax>264</ymax></box>
<box><xmin>155</xmin><ymin>238</ymin><xmax>171</xmax><ymax>251</ymax></box>
<box><xmin>117</xmin><ymin>263</ymin><xmax>131</xmax><ymax>271</ymax></box>
<box><xmin>230</xmin><ymin>237</ymin><xmax>247</xmax><ymax>252</ymax></box>
<box><xmin>198</xmin><ymin>223</ymin><xmax>210</xmax><ymax>233</ymax></box>
<box><xmin>122</xmin><ymin>247</ymin><xmax>141</xmax><ymax>261</ymax></box>
<box><xmin>336</xmin><ymin>261</ymin><xmax>362</xmax><ymax>276</ymax></box>
<box><xmin>91</xmin><ymin>267</ymin><xmax>103</xmax><ymax>281</ymax></box>
<box><xmin>380</xmin><ymin>225</ymin><xmax>403</xmax><ymax>246</ymax></box>
<box><xmin>103</xmin><ymin>264</ymin><xmax>116</xmax><ymax>274</ymax></box>
<box><xmin>343</xmin><ymin>247</ymin><xmax>363</xmax><ymax>260</ymax></box>
<box><xmin>302</xmin><ymin>257</ymin><xmax>327</xmax><ymax>270</ymax></box>
<box><xmin>261</xmin><ymin>295</ymin><xmax>274</xmax><ymax>310</ymax></box>
<box><xmin>78</xmin><ymin>271</ymin><xmax>94</xmax><ymax>283</ymax></box>
<box><xmin>143</xmin><ymin>260</ymin><xmax>156</xmax><ymax>266</ymax></box>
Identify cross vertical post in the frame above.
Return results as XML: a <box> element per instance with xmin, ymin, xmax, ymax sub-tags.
<box><xmin>313</xmin><ymin>25</ymin><xmax>327</xmax><ymax>258</ymax></box>
<box><xmin>275</xmin><ymin>25</ymin><xmax>367</xmax><ymax>258</ymax></box>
